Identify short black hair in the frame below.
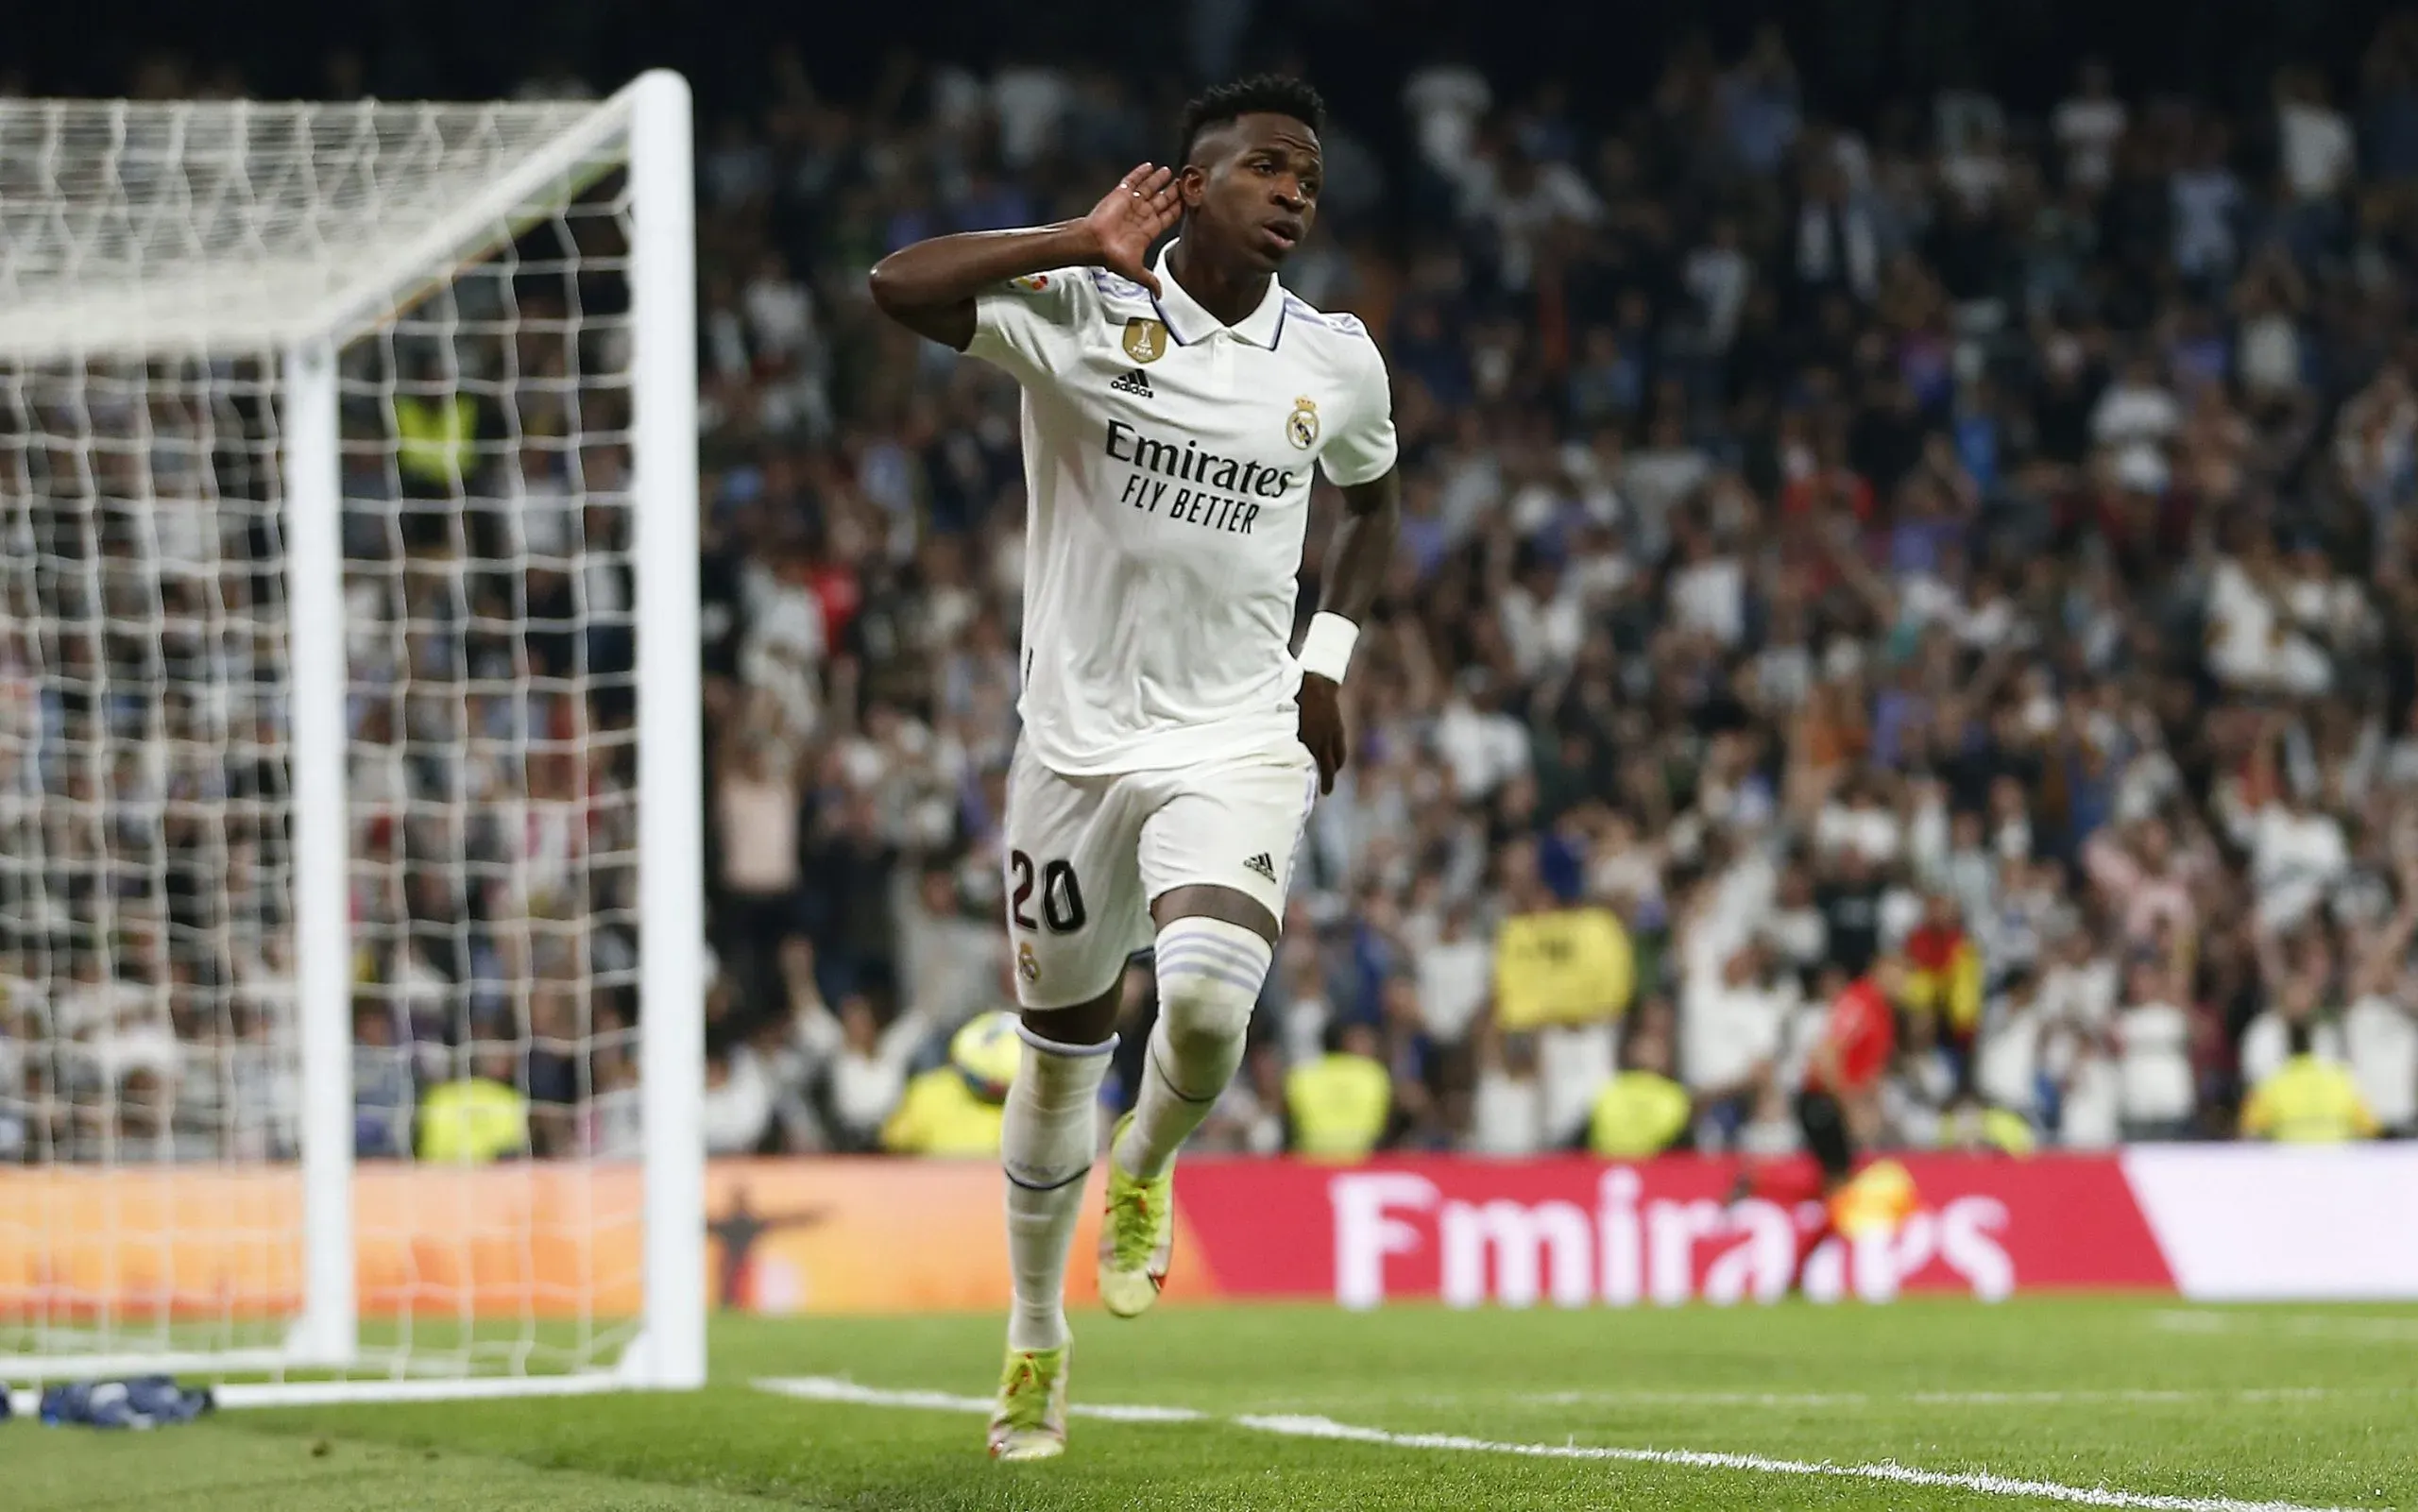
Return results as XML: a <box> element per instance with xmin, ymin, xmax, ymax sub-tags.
<box><xmin>1178</xmin><ymin>75</ymin><xmax>1326</xmax><ymax>163</ymax></box>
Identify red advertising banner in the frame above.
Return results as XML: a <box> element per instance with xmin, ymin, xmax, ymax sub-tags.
<box><xmin>8</xmin><ymin>1149</ymin><xmax>2414</xmax><ymax>1322</ymax></box>
<box><xmin>1171</xmin><ymin>1155</ymin><xmax>2176</xmax><ymax>1308</ymax></box>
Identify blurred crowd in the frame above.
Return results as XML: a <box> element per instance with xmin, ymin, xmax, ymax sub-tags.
<box><xmin>684</xmin><ymin>22</ymin><xmax>2418</xmax><ymax>1161</ymax></box>
<box><xmin>13</xmin><ymin>16</ymin><xmax>2418</xmax><ymax>1164</ymax></box>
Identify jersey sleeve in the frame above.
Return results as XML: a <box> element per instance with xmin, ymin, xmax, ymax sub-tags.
<box><xmin>1318</xmin><ymin>340</ymin><xmax>1399</xmax><ymax>488</ymax></box>
<box><xmin>966</xmin><ymin>268</ymin><xmax>1092</xmax><ymax>386</ymax></box>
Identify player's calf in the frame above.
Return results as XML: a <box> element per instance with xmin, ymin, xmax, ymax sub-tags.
<box><xmin>1099</xmin><ymin>917</ymin><xmax>1269</xmax><ymax>1317</ymax></box>
<box><xmin>1002</xmin><ymin>1022</ymin><xmax>1115</xmax><ymax>1354</ymax></box>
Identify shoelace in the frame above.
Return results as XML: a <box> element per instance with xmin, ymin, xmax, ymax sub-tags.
<box><xmin>1108</xmin><ymin>1183</ymin><xmax>1157</xmax><ymax>1270</ymax></box>
<box><xmin>999</xmin><ymin>1355</ymin><xmax>1054</xmax><ymax>1427</ymax></box>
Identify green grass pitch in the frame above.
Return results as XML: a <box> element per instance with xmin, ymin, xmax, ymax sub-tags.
<box><xmin>14</xmin><ymin>1298</ymin><xmax>2418</xmax><ymax>1510</ymax></box>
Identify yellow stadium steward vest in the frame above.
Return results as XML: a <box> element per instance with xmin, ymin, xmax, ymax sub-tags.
<box><xmin>880</xmin><ymin>1067</ymin><xmax>1007</xmax><ymax>1156</ymax></box>
<box><xmin>1286</xmin><ymin>1052</ymin><xmax>1390</xmax><ymax>1161</ymax></box>
<box><xmin>417</xmin><ymin>1077</ymin><xmax>528</xmax><ymax>1164</ymax></box>
<box><xmin>1939</xmin><ymin>1104</ymin><xmax>2039</xmax><ymax>1157</ymax></box>
<box><xmin>1588</xmin><ymin>1070</ymin><xmax>1693</xmax><ymax>1157</ymax></box>
<box><xmin>393</xmin><ymin>392</ymin><xmax>479</xmax><ymax>492</ymax></box>
<box><xmin>1493</xmin><ymin>907</ymin><xmax>1635</xmax><ymax>1029</ymax></box>
<box><xmin>2242</xmin><ymin>1055</ymin><xmax>2378</xmax><ymax>1144</ymax></box>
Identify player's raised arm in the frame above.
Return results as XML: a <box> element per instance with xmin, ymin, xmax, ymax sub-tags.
<box><xmin>1297</xmin><ymin>466</ymin><xmax>1401</xmax><ymax>793</ymax></box>
<box><xmin>866</xmin><ymin>163</ymin><xmax>1182</xmax><ymax>350</ymax></box>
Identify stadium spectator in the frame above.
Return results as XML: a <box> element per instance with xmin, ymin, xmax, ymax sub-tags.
<box><xmin>353</xmin><ymin>1000</ymin><xmax>417</xmax><ymax>1159</ymax></box>
<box><xmin>2052</xmin><ymin>59</ymin><xmax>2127</xmax><ymax>193</ymax></box>
<box><xmin>1286</xmin><ymin>1021</ymin><xmax>1391</xmax><ymax>1161</ymax></box>
<box><xmin>1677</xmin><ymin>931</ymin><xmax>1792</xmax><ymax>1143</ymax></box>
<box><xmin>702</xmin><ymin>1038</ymin><xmax>778</xmax><ymax>1156</ymax></box>
<box><xmin>1466</xmin><ymin>1022</ymin><xmax>1548</xmax><ymax>1157</ymax></box>
<box><xmin>894</xmin><ymin>864</ymin><xmax>1006</xmax><ymax>1034</ymax></box>
<box><xmin>714</xmin><ymin>697</ymin><xmax>808</xmax><ymax>1014</ymax></box>
<box><xmin>878</xmin><ymin>1012</ymin><xmax>1018</xmax><ymax>1157</ymax></box>
<box><xmin>2241</xmin><ymin>1022</ymin><xmax>2380</xmax><ymax>1143</ymax></box>
<box><xmin>2345</xmin><ymin>874</ymin><xmax>2418</xmax><ymax>1134</ymax></box>
<box><xmin>418</xmin><ymin>1047</ymin><xmax>531</xmax><ymax>1164</ymax></box>
<box><xmin>2114</xmin><ymin>960</ymin><xmax>2198</xmax><ymax>1141</ymax></box>
<box><xmin>1586</xmin><ymin>1011</ymin><xmax>1694</xmax><ymax>1157</ymax></box>
<box><xmin>778</xmin><ymin>938</ymin><xmax>929</xmax><ymax>1151</ymax></box>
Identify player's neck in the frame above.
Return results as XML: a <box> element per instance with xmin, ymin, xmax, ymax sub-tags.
<box><xmin>1166</xmin><ymin>236</ymin><xmax>1270</xmax><ymax>330</ymax></box>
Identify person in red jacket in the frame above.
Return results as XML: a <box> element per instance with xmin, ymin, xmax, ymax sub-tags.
<box><xmin>1732</xmin><ymin>957</ymin><xmax>1905</xmax><ymax>1284</ymax></box>
<box><xmin>1800</xmin><ymin>957</ymin><xmax>1901</xmax><ymax>1173</ymax></box>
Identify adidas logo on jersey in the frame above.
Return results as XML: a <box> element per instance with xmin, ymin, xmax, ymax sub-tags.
<box><xmin>1110</xmin><ymin>367</ymin><xmax>1155</xmax><ymax>399</ymax></box>
<box><xmin>1243</xmin><ymin>853</ymin><xmax>1277</xmax><ymax>882</ymax></box>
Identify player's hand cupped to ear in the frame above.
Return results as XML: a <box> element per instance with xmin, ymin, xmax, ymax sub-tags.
<box><xmin>1298</xmin><ymin>673</ymin><xmax>1347</xmax><ymax>794</ymax></box>
<box><xmin>1081</xmin><ymin>164</ymin><xmax>1183</xmax><ymax>295</ymax></box>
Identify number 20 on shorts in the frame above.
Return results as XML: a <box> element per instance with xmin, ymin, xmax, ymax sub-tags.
<box><xmin>1008</xmin><ymin>850</ymin><xmax>1088</xmax><ymax>934</ymax></box>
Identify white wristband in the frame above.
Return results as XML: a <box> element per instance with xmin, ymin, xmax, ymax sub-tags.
<box><xmin>1298</xmin><ymin>612</ymin><xmax>1360</xmax><ymax>684</ymax></box>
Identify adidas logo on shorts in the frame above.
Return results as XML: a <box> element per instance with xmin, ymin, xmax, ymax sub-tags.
<box><xmin>1110</xmin><ymin>367</ymin><xmax>1155</xmax><ymax>399</ymax></box>
<box><xmin>1243</xmin><ymin>852</ymin><xmax>1277</xmax><ymax>882</ymax></box>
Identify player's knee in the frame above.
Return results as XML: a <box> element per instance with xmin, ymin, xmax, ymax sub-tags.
<box><xmin>1157</xmin><ymin>980</ymin><xmax>1254</xmax><ymax>1062</ymax></box>
<box><xmin>1152</xmin><ymin>916</ymin><xmax>1270</xmax><ymax>1050</ymax></box>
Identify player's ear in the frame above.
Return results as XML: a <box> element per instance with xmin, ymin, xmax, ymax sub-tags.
<box><xmin>1177</xmin><ymin>162</ymin><xmax>1209</xmax><ymax>211</ymax></box>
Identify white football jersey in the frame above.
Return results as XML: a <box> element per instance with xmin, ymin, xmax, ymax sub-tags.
<box><xmin>968</xmin><ymin>240</ymin><xmax>1397</xmax><ymax>776</ymax></box>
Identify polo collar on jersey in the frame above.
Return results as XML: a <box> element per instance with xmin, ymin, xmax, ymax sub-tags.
<box><xmin>1150</xmin><ymin>240</ymin><xmax>1287</xmax><ymax>349</ymax></box>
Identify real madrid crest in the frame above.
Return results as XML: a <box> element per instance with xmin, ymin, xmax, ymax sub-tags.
<box><xmin>1121</xmin><ymin>317</ymin><xmax>1169</xmax><ymax>365</ymax></box>
<box><xmin>1286</xmin><ymin>395</ymin><xmax>1320</xmax><ymax>450</ymax></box>
<box><xmin>1017</xmin><ymin>941</ymin><xmax>1041</xmax><ymax>983</ymax></box>
<box><xmin>1012</xmin><ymin>273</ymin><xmax>1049</xmax><ymax>292</ymax></box>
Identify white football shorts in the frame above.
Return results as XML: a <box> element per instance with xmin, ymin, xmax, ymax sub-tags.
<box><xmin>1002</xmin><ymin>738</ymin><xmax>1318</xmax><ymax>1010</ymax></box>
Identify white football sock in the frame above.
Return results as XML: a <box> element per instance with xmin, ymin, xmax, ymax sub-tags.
<box><xmin>1114</xmin><ymin>917</ymin><xmax>1271</xmax><ymax>1181</ymax></box>
<box><xmin>1001</xmin><ymin>1024</ymin><xmax>1114</xmax><ymax>1352</ymax></box>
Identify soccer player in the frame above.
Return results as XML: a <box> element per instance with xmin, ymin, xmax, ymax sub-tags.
<box><xmin>868</xmin><ymin>76</ymin><xmax>1399</xmax><ymax>1461</ymax></box>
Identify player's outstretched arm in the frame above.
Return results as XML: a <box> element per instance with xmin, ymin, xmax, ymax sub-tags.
<box><xmin>866</xmin><ymin>163</ymin><xmax>1182</xmax><ymax>350</ymax></box>
<box><xmin>1298</xmin><ymin>467</ymin><xmax>1401</xmax><ymax>793</ymax></box>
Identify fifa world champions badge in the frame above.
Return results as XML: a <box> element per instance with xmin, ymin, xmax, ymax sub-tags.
<box><xmin>1286</xmin><ymin>395</ymin><xmax>1320</xmax><ymax>449</ymax></box>
<box><xmin>1122</xmin><ymin>316</ymin><xmax>1169</xmax><ymax>364</ymax></box>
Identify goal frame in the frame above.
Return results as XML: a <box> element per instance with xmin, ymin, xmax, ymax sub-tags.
<box><xmin>0</xmin><ymin>70</ymin><xmax>705</xmax><ymax>1402</ymax></box>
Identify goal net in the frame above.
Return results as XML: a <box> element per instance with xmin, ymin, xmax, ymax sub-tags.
<box><xmin>0</xmin><ymin>74</ymin><xmax>703</xmax><ymax>1402</ymax></box>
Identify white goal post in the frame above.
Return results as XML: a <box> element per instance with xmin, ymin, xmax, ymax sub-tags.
<box><xmin>0</xmin><ymin>72</ymin><xmax>703</xmax><ymax>1401</ymax></box>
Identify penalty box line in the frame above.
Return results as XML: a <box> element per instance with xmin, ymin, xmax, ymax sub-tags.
<box><xmin>752</xmin><ymin>1376</ymin><xmax>2361</xmax><ymax>1512</ymax></box>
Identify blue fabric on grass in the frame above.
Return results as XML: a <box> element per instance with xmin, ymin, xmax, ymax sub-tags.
<box><xmin>38</xmin><ymin>1376</ymin><xmax>214</xmax><ymax>1428</ymax></box>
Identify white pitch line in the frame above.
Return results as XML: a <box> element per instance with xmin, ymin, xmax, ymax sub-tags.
<box><xmin>752</xmin><ymin>1375</ymin><xmax>2362</xmax><ymax>1512</ymax></box>
<box><xmin>1514</xmin><ymin>1388</ymin><xmax>1871</xmax><ymax>1409</ymax></box>
<box><xmin>2154</xmin><ymin>1311</ymin><xmax>2418</xmax><ymax>1345</ymax></box>
<box><xmin>1907</xmin><ymin>1388</ymin><xmax>2351</xmax><ymax>1408</ymax></box>
<box><xmin>757</xmin><ymin>1374</ymin><xmax>1205</xmax><ymax>1423</ymax></box>
<box><xmin>1510</xmin><ymin>1385</ymin><xmax>2370</xmax><ymax>1410</ymax></box>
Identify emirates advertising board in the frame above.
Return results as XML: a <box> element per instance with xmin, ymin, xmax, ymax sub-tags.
<box><xmin>1162</xmin><ymin>1147</ymin><xmax>2418</xmax><ymax>1310</ymax></box>
<box><xmin>4</xmin><ymin>1148</ymin><xmax>2413</xmax><ymax>1321</ymax></box>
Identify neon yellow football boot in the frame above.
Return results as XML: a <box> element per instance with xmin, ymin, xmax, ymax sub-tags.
<box><xmin>987</xmin><ymin>1344</ymin><xmax>1069</xmax><ymax>1461</ymax></box>
<box><xmin>1097</xmin><ymin>1111</ymin><xmax>1175</xmax><ymax>1318</ymax></box>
